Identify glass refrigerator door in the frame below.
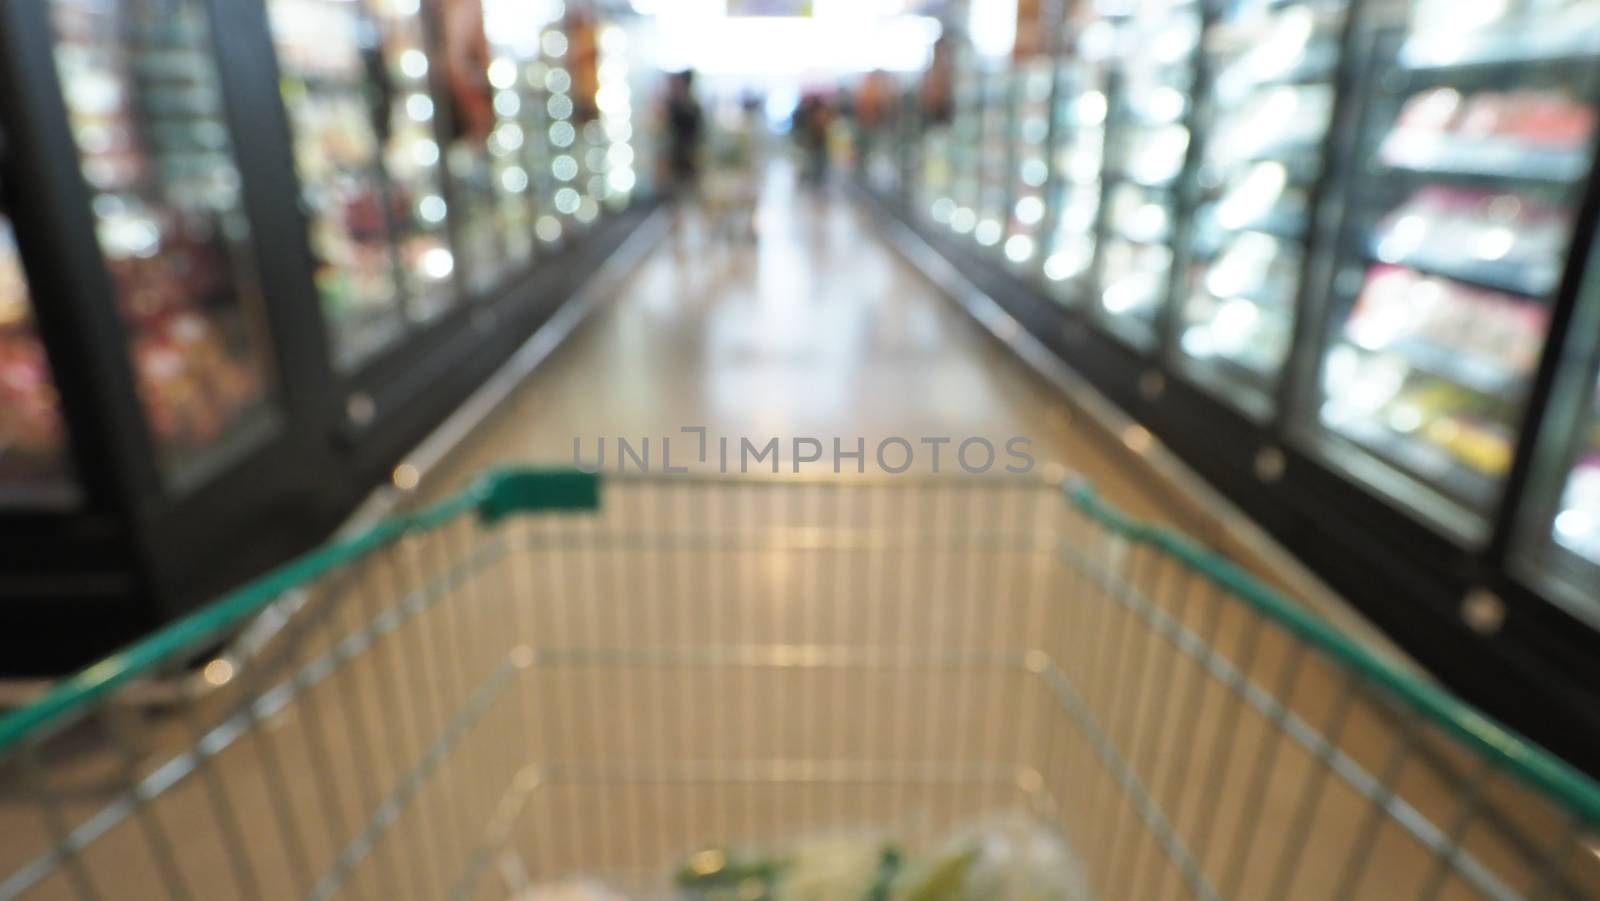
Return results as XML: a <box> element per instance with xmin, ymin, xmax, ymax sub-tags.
<box><xmin>1177</xmin><ymin>0</ymin><xmax>1347</xmax><ymax>412</ymax></box>
<box><xmin>268</xmin><ymin>0</ymin><xmax>464</xmax><ymax>363</ymax></box>
<box><xmin>265</xmin><ymin>0</ymin><xmax>417</xmax><ymax>368</ymax></box>
<box><xmin>921</xmin><ymin>77</ymin><xmax>955</xmax><ymax>224</ymax></box>
<box><xmin>596</xmin><ymin>24</ymin><xmax>637</xmax><ymax>210</ymax></box>
<box><xmin>50</xmin><ymin>0</ymin><xmax>277</xmax><ymax>481</ymax></box>
<box><xmin>1096</xmin><ymin>0</ymin><xmax>1201</xmax><ymax>343</ymax></box>
<box><xmin>1518</xmin><ymin>235</ymin><xmax>1600</xmax><ymax>621</ymax></box>
<box><xmin>1314</xmin><ymin>0</ymin><xmax>1600</xmax><ymax>523</ymax></box>
<box><xmin>943</xmin><ymin>46</ymin><xmax>985</xmax><ymax>236</ymax></box>
<box><xmin>1002</xmin><ymin>60</ymin><xmax>1054</xmax><ymax>268</ymax></box>
<box><xmin>371</xmin><ymin>0</ymin><xmax>457</xmax><ymax>314</ymax></box>
<box><xmin>521</xmin><ymin>52</ymin><xmax>562</xmax><ymax>247</ymax></box>
<box><xmin>972</xmin><ymin>69</ymin><xmax>1013</xmax><ymax>251</ymax></box>
<box><xmin>0</xmin><ymin>211</ymin><xmax>75</xmax><ymax>505</ymax></box>
<box><xmin>543</xmin><ymin>26</ymin><xmax>586</xmax><ymax>234</ymax></box>
<box><xmin>567</xmin><ymin>15</ymin><xmax>608</xmax><ymax>228</ymax></box>
<box><xmin>482</xmin><ymin>0</ymin><xmax>544</xmax><ymax>265</ymax></box>
<box><xmin>1040</xmin><ymin>26</ymin><xmax>1112</xmax><ymax>303</ymax></box>
<box><xmin>1544</xmin><ymin>372</ymin><xmax>1600</xmax><ymax>614</ymax></box>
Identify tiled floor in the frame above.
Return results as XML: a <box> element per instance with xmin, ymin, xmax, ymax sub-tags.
<box><xmin>420</xmin><ymin>163</ymin><xmax>1199</xmax><ymax>528</ymax></box>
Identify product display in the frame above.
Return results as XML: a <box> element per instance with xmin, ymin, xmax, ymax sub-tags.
<box><xmin>1401</xmin><ymin>0</ymin><xmax>1600</xmax><ymax>69</ymax></box>
<box><xmin>568</xmin><ymin>12</ymin><xmax>614</xmax><ymax>227</ymax></box>
<box><xmin>1179</xmin><ymin>0</ymin><xmax>1347</xmax><ymax>407</ymax></box>
<box><xmin>939</xmin><ymin>44</ymin><xmax>984</xmax><ymax>234</ymax></box>
<box><xmin>372</xmin><ymin>0</ymin><xmax>458</xmax><ymax>313</ymax></box>
<box><xmin>1370</xmin><ymin>186</ymin><xmax>1568</xmax><ymax>297</ymax></box>
<box><xmin>1321</xmin><ymin>265</ymin><xmax>1546</xmax><ymax>504</ymax></box>
<box><xmin>1039</xmin><ymin>30</ymin><xmax>1110</xmax><ymax>300</ymax></box>
<box><xmin>482</xmin><ymin>0</ymin><xmax>546</xmax><ymax>266</ymax></box>
<box><xmin>597</xmin><ymin>23</ymin><xmax>637</xmax><ymax>209</ymax></box>
<box><xmin>1002</xmin><ymin>61</ymin><xmax>1053</xmax><ymax>267</ymax></box>
<box><xmin>922</xmin><ymin>126</ymin><xmax>954</xmax><ymax>223</ymax></box>
<box><xmin>1178</xmin><ymin>231</ymin><xmax>1300</xmax><ymax>382</ymax></box>
<box><xmin>1093</xmin><ymin>0</ymin><xmax>1200</xmax><ymax>340</ymax></box>
<box><xmin>1315</xmin><ymin>0</ymin><xmax>1600</xmax><ymax>517</ymax></box>
<box><xmin>0</xmin><ymin>0</ymin><xmax>644</xmax><ymax>674</ymax></box>
<box><xmin>972</xmin><ymin>68</ymin><xmax>1013</xmax><ymax>250</ymax></box>
<box><xmin>544</xmin><ymin>24</ymin><xmax>588</xmax><ymax>234</ymax></box>
<box><xmin>1098</xmin><ymin>238</ymin><xmax>1173</xmax><ymax>326</ymax></box>
<box><xmin>0</xmin><ymin>217</ymin><xmax>73</xmax><ymax>500</ymax></box>
<box><xmin>886</xmin><ymin>0</ymin><xmax>1600</xmax><ymax>739</ymax></box>
<box><xmin>1381</xmin><ymin>86</ymin><xmax>1596</xmax><ymax>180</ymax></box>
<box><xmin>50</xmin><ymin>0</ymin><xmax>274</xmax><ymax>477</ymax></box>
<box><xmin>265</xmin><ymin>0</ymin><xmax>409</xmax><ymax>368</ymax></box>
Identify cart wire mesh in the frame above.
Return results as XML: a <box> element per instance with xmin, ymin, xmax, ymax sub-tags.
<box><xmin>0</xmin><ymin>469</ymin><xmax>1597</xmax><ymax>900</ymax></box>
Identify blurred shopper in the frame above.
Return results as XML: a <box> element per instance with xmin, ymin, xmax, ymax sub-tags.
<box><xmin>703</xmin><ymin>96</ymin><xmax>762</xmax><ymax>243</ymax></box>
<box><xmin>663</xmin><ymin>70</ymin><xmax>704</xmax><ymax>195</ymax></box>
<box><xmin>922</xmin><ymin>32</ymin><xmax>954</xmax><ymax>125</ymax></box>
<box><xmin>857</xmin><ymin>68</ymin><xmax>894</xmax><ymax>157</ymax></box>
<box><xmin>794</xmin><ymin>93</ymin><xmax>832</xmax><ymax>186</ymax></box>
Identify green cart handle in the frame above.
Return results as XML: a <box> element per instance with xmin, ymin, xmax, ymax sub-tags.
<box><xmin>2</xmin><ymin>468</ymin><xmax>1598</xmax><ymax>837</ymax></box>
<box><xmin>0</xmin><ymin>468</ymin><xmax>599</xmax><ymax>755</ymax></box>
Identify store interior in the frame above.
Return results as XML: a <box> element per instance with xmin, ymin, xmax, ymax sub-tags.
<box><xmin>4</xmin><ymin>0</ymin><xmax>1600</xmax><ymax>897</ymax></box>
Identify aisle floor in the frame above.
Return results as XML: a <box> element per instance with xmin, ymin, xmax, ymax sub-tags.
<box><xmin>422</xmin><ymin>164</ymin><xmax>1195</xmax><ymax>529</ymax></box>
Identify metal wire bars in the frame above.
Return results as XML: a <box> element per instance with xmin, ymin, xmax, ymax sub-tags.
<box><xmin>0</xmin><ymin>473</ymin><xmax>1596</xmax><ymax>900</ymax></box>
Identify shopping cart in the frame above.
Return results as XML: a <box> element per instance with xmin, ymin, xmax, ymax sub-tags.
<box><xmin>1</xmin><ymin>469</ymin><xmax>1597</xmax><ymax>900</ymax></box>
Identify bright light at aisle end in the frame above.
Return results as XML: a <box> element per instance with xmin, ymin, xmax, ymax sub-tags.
<box><xmin>970</xmin><ymin>0</ymin><xmax>1017</xmax><ymax>58</ymax></box>
<box><xmin>649</xmin><ymin>14</ymin><xmax>941</xmax><ymax>74</ymax></box>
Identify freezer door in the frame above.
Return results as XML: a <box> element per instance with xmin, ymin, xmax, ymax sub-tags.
<box><xmin>1515</xmin><ymin>241</ymin><xmax>1600</xmax><ymax>625</ymax></box>
<box><xmin>1544</xmin><ymin>375</ymin><xmax>1600</xmax><ymax>607</ymax></box>
<box><xmin>1309</xmin><ymin>2</ymin><xmax>1600</xmax><ymax>531</ymax></box>
<box><xmin>49</xmin><ymin>0</ymin><xmax>280</xmax><ymax>484</ymax></box>
<box><xmin>263</xmin><ymin>0</ymin><xmax>458</xmax><ymax>369</ymax></box>
<box><xmin>1176</xmin><ymin>0</ymin><xmax>1349</xmax><ymax>413</ymax></box>
<box><xmin>1093</xmin><ymin>0</ymin><xmax>1201</xmax><ymax>345</ymax></box>
<box><xmin>1001</xmin><ymin>60</ymin><xmax>1054</xmax><ymax>268</ymax></box>
<box><xmin>1040</xmin><ymin>36</ymin><xmax>1111</xmax><ymax>304</ymax></box>
<box><xmin>0</xmin><ymin>210</ymin><xmax>76</xmax><ymax>506</ymax></box>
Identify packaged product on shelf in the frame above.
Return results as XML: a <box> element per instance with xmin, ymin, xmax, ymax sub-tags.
<box><xmin>1199</xmin><ymin>231</ymin><xmax>1298</xmax><ymax>306</ymax></box>
<box><xmin>1403</xmin><ymin>0</ymin><xmax>1600</xmax><ymax>66</ymax></box>
<box><xmin>1099</xmin><ymin>240</ymin><xmax>1172</xmax><ymax>321</ymax></box>
<box><xmin>1371</xmin><ymin>187</ymin><xmax>1568</xmax><ymax>295</ymax></box>
<box><xmin>1207</xmin><ymin>85</ymin><xmax>1333</xmax><ymax>166</ymax></box>
<box><xmin>0</xmin><ymin>236</ymin><xmax>68</xmax><ymax>470</ymax></box>
<box><xmin>1346</xmin><ymin>264</ymin><xmax>1548</xmax><ymax>382</ymax></box>
<box><xmin>1210</xmin><ymin>4</ymin><xmax>1341</xmax><ymax>100</ymax></box>
<box><xmin>1203</xmin><ymin>160</ymin><xmax>1307</xmax><ymax>240</ymax></box>
<box><xmin>1122</xmin><ymin>125</ymin><xmax>1189</xmax><ymax>186</ymax></box>
<box><xmin>1382</xmin><ymin>87</ymin><xmax>1598</xmax><ymax>177</ymax></box>
<box><xmin>1106</xmin><ymin>183</ymin><xmax>1170</xmax><ymax>244</ymax></box>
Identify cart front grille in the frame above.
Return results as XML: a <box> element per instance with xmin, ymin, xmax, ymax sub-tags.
<box><xmin>1</xmin><ymin>474</ymin><xmax>1596</xmax><ymax>900</ymax></box>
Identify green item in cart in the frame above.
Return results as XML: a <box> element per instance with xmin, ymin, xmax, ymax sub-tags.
<box><xmin>892</xmin><ymin>846</ymin><xmax>980</xmax><ymax>901</ymax></box>
<box><xmin>676</xmin><ymin>847</ymin><xmax>787</xmax><ymax>900</ymax></box>
<box><xmin>866</xmin><ymin>847</ymin><xmax>902</xmax><ymax>901</ymax></box>
<box><xmin>893</xmin><ymin>818</ymin><xmax>1088</xmax><ymax>901</ymax></box>
<box><xmin>674</xmin><ymin>840</ymin><xmax>903</xmax><ymax>901</ymax></box>
<box><xmin>777</xmin><ymin>840</ymin><xmax>893</xmax><ymax>901</ymax></box>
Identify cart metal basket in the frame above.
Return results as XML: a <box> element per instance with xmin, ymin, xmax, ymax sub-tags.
<box><xmin>1</xmin><ymin>470</ymin><xmax>1597</xmax><ymax>900</ymax></box>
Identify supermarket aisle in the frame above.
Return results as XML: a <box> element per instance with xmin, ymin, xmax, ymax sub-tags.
<box><xmin>426</xmin><ymin>161</ymin><xmax>1195</xmax><ymax>530</ymax></box>
<box><xmin>5</xmin><ymin>164</ymin><xmax>1568</xmax><ymax>901</ymax></box>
